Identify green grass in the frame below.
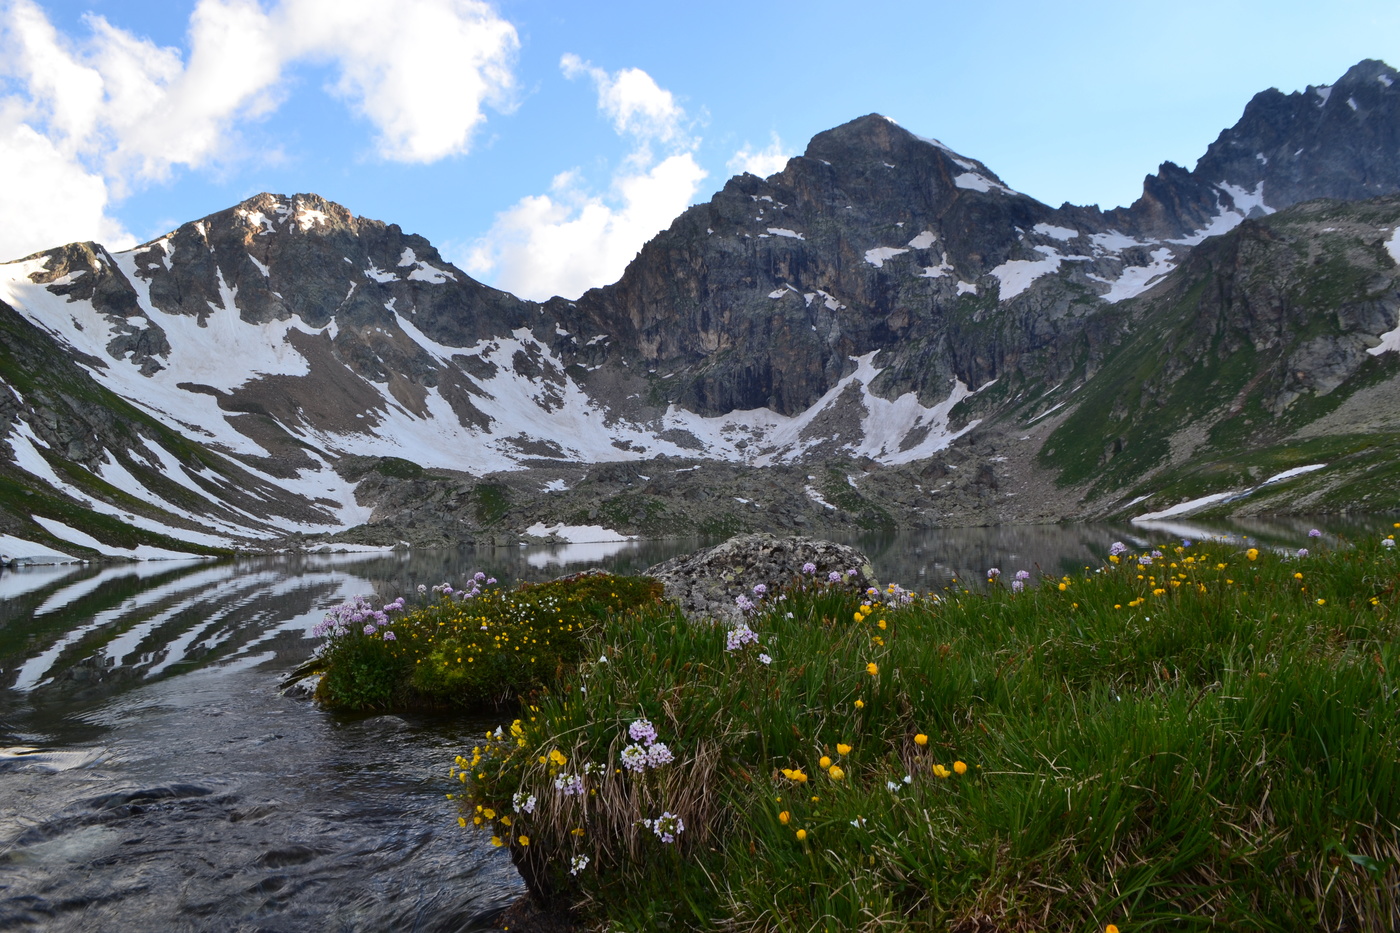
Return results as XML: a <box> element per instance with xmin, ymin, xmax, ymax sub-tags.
<box><xmin>454</xmin><ymin>532</ymin><xmax>1400</xmax><ymax>931</ymax></box>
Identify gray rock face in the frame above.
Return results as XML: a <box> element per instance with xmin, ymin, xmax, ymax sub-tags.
<box><xmin>646</xmin><ymin>533</ymin><xmax>879</xmax><ymax>623</ymax></box>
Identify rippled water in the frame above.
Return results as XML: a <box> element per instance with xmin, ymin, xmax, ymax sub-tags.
<box><xmin>1</xmin><ymin>518</ymin><xmax>1391</xmax><ymax>930</ymax></box>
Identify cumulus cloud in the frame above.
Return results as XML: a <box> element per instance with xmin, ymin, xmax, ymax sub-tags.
<box><xmin>727</xmin><ymin>132</ymin><xmax>792</xmax><ymax>179</ymax></box>
<box><xmin>0</xmin><ymin>0</ymin><xmax>518</xmax><ymax>261</ymax></box>
<box><xmin>463</xmin><ymin>56</ymin><xmax>706</xmax><ymax>302</ymax></box>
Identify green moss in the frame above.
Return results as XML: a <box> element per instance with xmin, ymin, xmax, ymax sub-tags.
<box><xmin>375</xmin><ymin>456</ymin><xmax>424</xmax><ymax>480</ymax></box>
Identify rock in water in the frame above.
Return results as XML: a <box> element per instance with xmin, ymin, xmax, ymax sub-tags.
<box><xmin>646</xmin><ymin>533</ymin><xmax>879</xmax><ymax>622</ymax></box>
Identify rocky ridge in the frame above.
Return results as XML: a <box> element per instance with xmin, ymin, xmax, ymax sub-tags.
<box><xmin>1</xmin><ymin>61</ymin><xmax>1399</xmax><ymax>559</ymax></box>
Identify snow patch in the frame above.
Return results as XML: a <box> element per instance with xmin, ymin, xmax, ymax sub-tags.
<box><xmin>524</xmin><ymin>522</ymin><xmax>634</xmax><ymax>543</ymax></box>
<box><xmin>1262</xmin><ymin>464</ymin><xmax>1326</xmax><ymax>485</ymax></box>
<box><xmin>1131</xmin><ymin>491</ymin><xmax>1237</xmax><ymax>522</ymax></box>
<box><xmin>990</xmin><ymin>246</ymin><xmax>1061</xmax><ymax>301</ymax></box>
<box><xmin>956</xmin><ymin>281</ymin><xmax>978</xmax><ymax>296</ymax></box>
<box><xmin>864</xmin><ymin>246</ymin><xmax>910</xmax><ymax>268</ymax></box>
<box><xmin>767</xmin><ymin>228</ymin><xmax>804</xmax><ymax>239</ymax></box>
<box><xmin>1032</xmin><ymin>223</ymin><xmax>1078</xmax><ymax>241</ymax></box>
<box><xmin>906</xmin><ymin>230</ymin><xmax>936</xmax><ymax>250</ymax></box>
<box><xmin>1314</xmin><ymin>86</ymin><xmax>1332</xmax><ymax>105</ymax></box>
<box><xmin>1099</xmin><ymin>247</ymin><xmax>1176</xmax><ymax>303</ymax></box>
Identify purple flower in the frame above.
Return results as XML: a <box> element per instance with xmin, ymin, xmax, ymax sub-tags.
<box><xmin>642</xmin><ymin>811</ymin><xmax>684</xmax><ymax>843</ymax></box>
<box><xmin>846</xmin><ymin>569</ymin><xmax>857</xmax><ymax>578</ymax></box>
<box><xmin>987</xmin><ymin>568</ymin><xmax>1000</xmax><ymax>579</ymax></box>
<box><xmin>1309</xmin><ymin>528</ymin><xmax>1322</xmax><ymax>538</ymax></box>
<box><xmin>1138</xmin><ymin>555</ymin><xmax>1154</xmax><ymax>566</ymax></box>
<box><xmin>1384</xmin><ymin>539</ymin><xmax>1396</xmax><ymax>549</ymax></box>
<box><xmin>828</xmin><ymin>571</ymin><xmax>842</xmax><ymax>583</ymax></box>
<box><xmin>1151</xmin><ymin>550</ymin><xmax>1164</xmax><ymax>559</ymax></box>
<box><xmin>1011</xmin><ymin>580</ymin><xmax>1025</xmax><ymax>593</ymax></box>
<box><xmin>1109</xmin><ymin>541</ymin><xmax>1128</xmax><ymax>556</ymax></box>
<box><xmin>726</xmin><ymin>624</ymin><xmax>759</xmax><ymax>652</ymax></box>
<box><xmin>363</xmin><ymin>624</ymin><xmax>376</xmax><ymax>635</ymax></box>
<box><xmin>758</xmin><ymin>653</ymin><xmax>772</xmax><ymax>665</ymax></box>
<box><xmin>382</xmin><ymin>631</ymin><xmax>396</xmax><ymax>641</ymax></box>
<box><xmin>554</xmin><ymin>773</ymin><xmax>585</xmax><ymax>796</ymax></box>
<box><xmin>1014</xmin><ymin>570</ymin><xmax>1031</xmax><ymax>581</ymax></box>
<box><xmin>629</xmin><ymin>719</ymin><xmax>658</xmax><ymax>746</ymax></box>
<box><xmin>753</xmin><ymin>583</ymin><xmax>768</xmax><ymax>596</ymax></box>
<box><xmin>802</xmin><ymin>562</ymin><xmax>817</xmax><ymax>574</ymax></box>
<box><xmin>417</xmin><ymin>584</ymin><xmax>427</xmax><ymax>594</ymax></box>
<box><xmin>486</xmin><ymin>577</ymin><xmax>497</xmax><ymax>585</ymax></box>
<box><xmin>620</xmin><ymin>744</ymin><xmax>649</xmax><ymax>773</ymax></box>
<box><xmin>734</xmin><ymin>594</ymin><xmax>755</xmax><ymax>612</ymax></box>
<box><xmin>1297</xmin><ymin>548</ymin><xmax>1309</xmax><ymax>558</ymax></box>
<box><xmin>645</xmin><ymin>742</ymin><xmax>674</xmax><ymax>768</ymax></box>
<box><xmin>474</xmin><ymin>571</ymin><xmax>486</xmax><ymax>582</ymax></box>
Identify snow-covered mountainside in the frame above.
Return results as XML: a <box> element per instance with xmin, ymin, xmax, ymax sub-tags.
<box><xmin>2</xmin><ymin>60</ymin><xmax>1400</xmax><ymax>559</ymax></box>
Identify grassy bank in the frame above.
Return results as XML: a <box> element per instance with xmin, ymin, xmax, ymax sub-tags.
<box><xmin>436</xmin><ymin>531</ymin><xmax>1400</xmax><ymax>931</ymax></box>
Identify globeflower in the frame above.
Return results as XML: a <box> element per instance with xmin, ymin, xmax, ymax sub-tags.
<box><xmin>828</xmin><ymin>765</ymin><xmax>845</xmax><ymax>780</ymax></box>
<box><xmin>953</xmin><ymin>761</ymin><xmax>967</xmax><ymax>775</ymax></box>
<box><xmin>914</xmin><ymin>733</ymin><xmax>928</xmax><ymax>746</ymax></box>
<box><xmin>836</xmin><ymin>743</ymin><xmax>852</xmax><ymax>756</ymax></box>
<box><xmin>819</xmin><ymin>755</ymin><xmax>832</xmax><ymax>769</ymax></box>
<box><xmin>865</xmin><ymin>662</ymin><xmax>879</xmax><ymax>676</ymax></box>
<box><xmin>933</xmin><ymin>764</ymin><xmax>951</xmax><ymax>778</ymax></box>
<box><xmin>1246</xmin><ymin>548</ymin><xmax>1259</xmax><ymax>561</ymax></box>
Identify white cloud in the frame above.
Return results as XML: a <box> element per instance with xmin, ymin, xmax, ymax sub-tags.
<box><xmin>727</xmin><ymin>132</ymin><xmax>792</xmax><ymax>179</ymax></box>
<box><xmin>0</xmin><ymin>0</ymin><xmax>518</xmax><ymax>261</ymax></box>
<box><xmin>462</xmin><ymin>56</ymin><xmax>706</xmax><ymax>302</ymax></box>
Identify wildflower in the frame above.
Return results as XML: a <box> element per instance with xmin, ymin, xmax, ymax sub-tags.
<box><xmin>886</xmin><ymin>780</ymin><xmax>901</xmax><ymax>791</ymax></box>
<box><xmin>933</xmin><ymin>764</ymin><xmax>951</xmax><ymax>778</ymax></box>
<box><xmin>1246</xmin><ymin>548</ymin><xmax>1259</xmax><ymax>561</ymax></box>
<box><xmin>629</xmin><ymin>719</ymin><xmax>658</xmax><ymax>745</ymax></box>
<box><xmin>620</xmin><ymin>745</ymin><xmax>650</xmax><ymax>773</ymax></box>
<box><xmin>828</xmin><ymin>765</ymin><xmax>845</xmax><ymax>780</ymax></box>
<box><xmin>850</xmin><ymin>816</ymin><xmax>866</xmax><ymax>827</ymax></box>
<box><xmin>362</xmin><ymin>624</ymin><xmax>377</xmax><ymax>636</ymax></box>
<box><xmin>1058</xmin><ymin>582</ymin><xmax>1068</xmax><ymax>591</ymax></box>
<box><xmin>819</xmin><ymin>755</ymin><xmax>832</xmax><ymax>769</ymax></box>
<box><xmin>796</xmin><ymin>829</ymin><xmax>808</xmax><ymax>841</ymax></box>
<box><xmin>1317</xmin><ymin>599</ymin><xmax>1326</xmax><ymax>606</ymax></box>
<box><xmin>382</xmin><ymin>631</ymin><xmax>396</xmax><ymax>641</ymax></box>
<box><xmin>1109</xmin><ymin>541</ymin><xmax>1128</xmax><ymax>556</ymax></box>
<box><xmin>1298</xmin><ymin>548</ymin><xmax>1309</xmax><ymax>558</ymax></box>
<box><xmin>987</xmin><ymin>567</ymin><xmax>1000</xmax><ymax>579</ymax></box>
<box><xmin>490</xmin><ymin>836</ymin><xmax>504</xmax><ymax>847</ymax></box>
<box><xmin>512</xmin><ymin>791</ymin><xmax>537</xmax><ymax>814</ymax></box>
<box><xmin>828</xmin><ymin>571</ymin><xmax>842</xmax><ymax>583</ymax></box>
<box><xmin>779</xmin><ymin>810</ymin><xmax>790</xmax><ymax>824</ymax></box>
<box><xmin>866</xmin><ymin>662</ymin><xmax>879</xmax><ymax>676</ymax></box>
<box><xmin>726</xmin><ymin>624</ymin><xmax>760</xmax><ymax>651</ymax></box>
<box><xmin>781</xmin><ymin>768</ymin><xmax>808</xmax><ymax>783</ymax></box>
<box><xmin>734</xmin><ymin>594</ymin><xmax>755</xmax><ymax>613</ymax></box>
<box><xmin>758</xmin><ymin>653</ymin><xmax>772</xmax><ymax>665</ymax></box>
<box><xmin>554</xmin><ymin>773</ymin><xmax>585</xmax><ymax>796</ymax></box>
<box><xmin>802</xmin><ymin>562</ymin><xmax>817</xmax><ymax>574</ymax></box>
<box><xmin>753</xmin><ymin>583</ymin><xmax>768</xmax><ymax>596</ymax></box>
<box><xmin>642</xmin><ymin>811</ymin><xmax>684</xmax><ymax>843</ymax></box>
<box><xmin>548</xmin><ymin>749</ymin><xmax>567</xmax><ymax>766</ymax></box>
<box><xmin>1309</xmin><ymin>528</ymin><xmax>1322</xmax><ymax>537</ymax></box>
<box><xmin>953</xmin><ymin>761</ymin><xmax>967</xmax><ymax>775</ymax></box>
<box><xmin>1384</xmin><ymin>539</ymin><xmax>1396</xmax><ymax>549</ymax></box>
<box><xmin>1294</xmin><ymin>572</ymin><xmax>1304</xmax><ymax>580</ymax></box>
<box><xmin>518</xmin><ymin>835</ymin><xmax>530</xmax><ymax>847</ymax></box>
<box><xmin>915</xmin><ymin>733</ymin><xmax>928</xmax><ymax>746</ymax></box>
<box><xmin>1138</xmin><ymin>555</ymin><xmax>1153</xmax><ymax>566</ymax></box>
<box><xmin>1106</xmin><ymin>925</ymin><xmax>1120</xmax><ymax>933</ymax></box>
<box><xmin>836</xmin><ymin>743</ymin><xmax>852</xmax><ymax>755</ymax></box>
<box><xmin>645</xmin><ymin>743</ymin><xmax>674</xmax><ymax>768</ymax></box>
<box><xmin>570</xmin><ymin>854</ymin><xmax>590</xmax><ymax>875</ymax></box>
<box><xmin>1015</xmin><ymin>570</ymin><xmax>1032</xmax><ymax>581</ymax></box>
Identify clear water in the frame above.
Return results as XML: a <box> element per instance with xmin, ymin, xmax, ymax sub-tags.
<box><xmin>0</xmin><ymin>517</ymin><xmax>1391</xmax><ymax>930</ymax></box>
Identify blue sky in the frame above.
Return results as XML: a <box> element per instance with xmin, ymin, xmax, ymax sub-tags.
<box><xmin>3</xmin><ymin>0</ymin><xmax>1398</xmax><ymax>300</ymax></box>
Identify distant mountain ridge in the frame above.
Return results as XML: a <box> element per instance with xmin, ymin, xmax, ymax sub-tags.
<box><xmin>1</xmin><ymin>60</ymin><xmax>1399</xmax><ymax>559</ymax></box>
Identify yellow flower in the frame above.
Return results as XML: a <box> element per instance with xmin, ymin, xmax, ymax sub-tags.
<box><xmin>796</xmin><ymin>829</ymin><xmax>808</xmax><ymax>841</ymax></box>
<box><xmin>953</xmin><ymin>760</ymin><xmax>967</xmax><ymax>775</ymax></box>
<box><xmin>854</xmin><ymin>699</ymin><xmax>865</xmax><ymax>709</ymax></box>
<box><xmin>490</xmin><ymin>836</ymin><xmax>504</xmax><ymax>847</ymax></box>
<box><xmin>1294</xmin><ymin>572</ymin><xmax>1304</xmax><ymax>580</ymax></box>
<box><xmin>571</xmin><ymin>827</ymin><xmax>585</xmax><ymax>837</ymax></box>
<box><xmin>828</xmin><ymin>765</ymin><xmax>845</xmax><ymax>780</ymax></box>
<box><xmin>1246</xmin><ymin>548</ymin><xmax>1259</xmax><ymax>561</ymax></box>
<box><xmin>853</xmin><ymin>612</ymin><xmax>864</xmax><ymax>623</ymax></box>
<box><xmin>877</xmin><ymin>619</ymin><xmax>887</xmax><ymax>629</ymax></box>
<box><xmin>499</xmin><ymin>815</ymin><xmax>511</xmax><ymax>827</ymax></box>
<box><xmin>458</xmin><ymin>816</ymin><xmax>467</xmax><ymax>828</ymax></box>
<box><xmin>1317</xmin><ymin>598</ymin><xmax>1326</xmax><ymax>605</ymax></box>
<box><xmin>933</xmin><ymin>764</ymin><xmax>951</xmax><ymax>779</ymax></box>
<box><xmin>518</xmin><ymin>835</ymin><xmax>530</xmax><ymax>846</ymax></box>
<box><xmin>549</xmin><ymin>749</ymin><xmax>567</xmax><ymax>766</ymax></box>
<box><xmin>779</xmin><ymin>810</ymin><xmax>790</xmax><ymax>824</ymax></box>
<box><xmin>482</xmin><ymin>808</ymin><xmax>495</xmax><ymax>819</ymax></box>
<box><xmin>819</xmin><ymin>755</ymin><xmax>832</xmax><ymax>768</ymax></box>
<box><xmin>1106</xmin><ymin>925</ymin><xmax>1120</xmax><ymax>933</ymax></box>
<box><xmin>866</xmin><ymin>662</ymin><xmax>879</xmax><ymax>676</ymax></box>
<box><xmin>1057</xmin><ymin>582</ymin><xmax>1067</xmax><ymax>591</ymax></box>
<box><xmin>836</xmin><ymin>743</ymin><xmax>852</xmax><ymax>756</ymax></box>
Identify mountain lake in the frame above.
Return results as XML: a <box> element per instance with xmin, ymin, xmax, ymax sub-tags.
<box><xmin>0</xmin><ymin>516</ymin><xmax>1394</xmax><ymax>931</ymax></box>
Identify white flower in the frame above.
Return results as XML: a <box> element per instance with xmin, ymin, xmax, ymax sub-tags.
<box><xmin>758</xmin><ymin>653</ymin><xmax>772</xmax><ymax>665</ymax></box>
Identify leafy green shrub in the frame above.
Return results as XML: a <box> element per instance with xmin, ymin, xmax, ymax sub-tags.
<box><xmin>314</xmin><ymin>573</ymin><xmax>663</xmax><ymax>712</ymax></box>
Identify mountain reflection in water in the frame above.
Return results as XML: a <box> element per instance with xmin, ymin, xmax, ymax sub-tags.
<box><xmin>1</xmin><ymin>518</ymin><xmax>1391</xmax><ymax>930</ymax></box>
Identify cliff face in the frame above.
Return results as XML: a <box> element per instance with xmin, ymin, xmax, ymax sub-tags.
<box><xmin>2</xmin><ymin>62</ymin><xmax>1400</xmax><ymax>557</ymax></box>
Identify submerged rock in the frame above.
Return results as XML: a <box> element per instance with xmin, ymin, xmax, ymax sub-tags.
<box><xmin>646</xmin><ymin>533</ymin><xmax>879</xmax><ymax>622</ymax></box>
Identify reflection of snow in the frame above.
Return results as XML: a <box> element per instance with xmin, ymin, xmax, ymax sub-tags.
<box><xmin>526</xmin><ymin>540</ymin><xmax>639</xmax><ymax>569</ymax></box>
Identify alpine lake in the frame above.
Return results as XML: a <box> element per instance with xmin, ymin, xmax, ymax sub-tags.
<box><xmin>1</xmin><ymin>515</ymin><xmax>1393</xmax><ymax>931</ymax></box>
